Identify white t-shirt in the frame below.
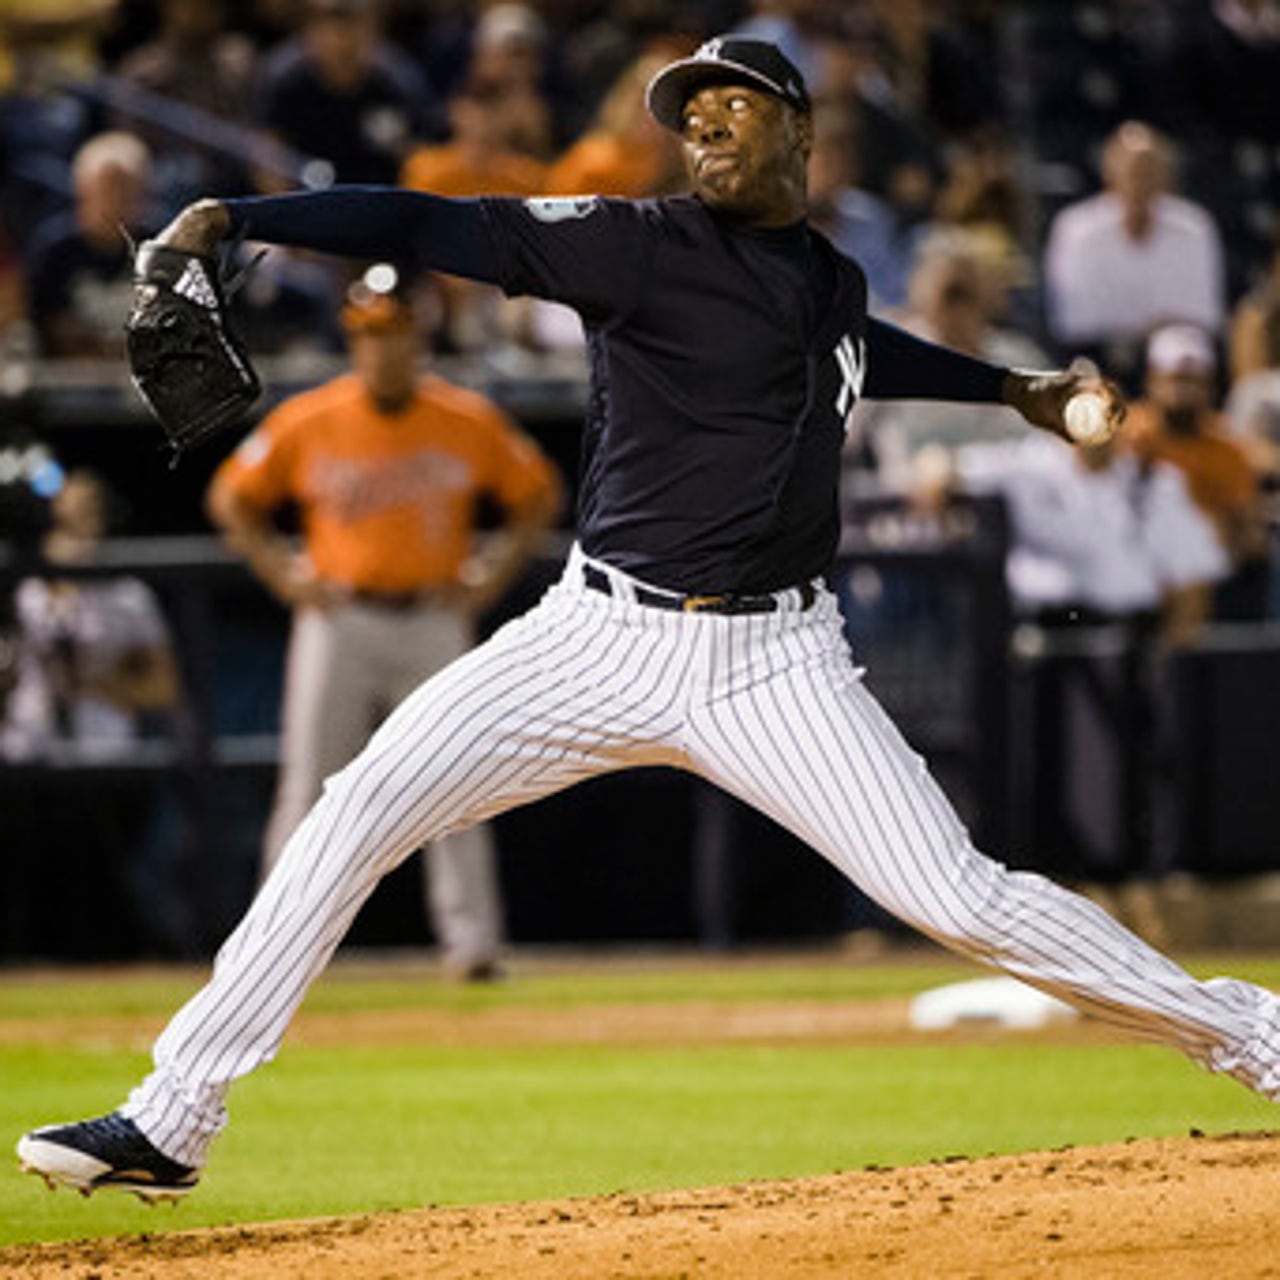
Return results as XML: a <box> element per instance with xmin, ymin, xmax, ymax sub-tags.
<box><xmin>1043</xmin><ymin>193</ymin><xmax>1225</xmax><ymax>344</ymax></box>
<box><xmin>959</xmin><ymin>435</ymin><xmax>1229</xmax><ymax>615</ymax></box>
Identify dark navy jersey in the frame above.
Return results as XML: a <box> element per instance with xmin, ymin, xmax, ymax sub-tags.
<box><xmin>482</xmin><ymin>194</ymin><xmax>870</xmax><ymax>594</ymax></box>
<box><xmin>224</xmin><ymin>186</ymin><xmax>1011</xmax><ymax>591</ymax></box>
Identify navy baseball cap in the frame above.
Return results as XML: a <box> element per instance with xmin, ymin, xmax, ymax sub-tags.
<box><xmin>646</xmin><ymin>37</ymin><xmax>811</xmax><ymax>132</ymax></box>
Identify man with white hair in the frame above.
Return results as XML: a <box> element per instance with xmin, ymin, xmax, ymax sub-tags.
<box><xmin>1043</xmin><ymin>122</ymin><xmax>1226</xmax><ymax>386</ymax></box>
<box><xmin>23</xmin><ymin>131</ymin><xmax>153</xmax><ymax>358</ymax></box>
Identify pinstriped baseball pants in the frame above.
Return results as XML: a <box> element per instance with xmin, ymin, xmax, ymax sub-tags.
<box><xmin>126</xmin><ymin>545</ymin><xmax>1280</xmax><ymax>1165</ymax></box>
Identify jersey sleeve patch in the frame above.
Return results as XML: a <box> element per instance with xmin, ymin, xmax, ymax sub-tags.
<box><xmin>523</xmin><ymin>196</ymin><xmax>601</xmax><ymax>223</ymax></box>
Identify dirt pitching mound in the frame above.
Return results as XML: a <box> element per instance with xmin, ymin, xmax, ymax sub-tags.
<box><xmin>4</xmin><ymin>1131</ymin><xmax>1278</xmax><ymax>1279</ymax></box>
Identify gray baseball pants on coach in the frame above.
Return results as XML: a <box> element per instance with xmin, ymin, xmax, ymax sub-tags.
<box><xmin>126</xmin><ymin>546</ymin><xmax>1280</xmax><ymax>1165</ymax></box>
<box><xmin>263</xmin><ymin>599</ymin><xmax>503</xmax><ymax>972</ymax></box>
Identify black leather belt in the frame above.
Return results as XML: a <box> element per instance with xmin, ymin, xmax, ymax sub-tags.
<box><xmin>582</xmin><ymin>563</ymin><xmax>814</xmax><ymax>615</ymax></box>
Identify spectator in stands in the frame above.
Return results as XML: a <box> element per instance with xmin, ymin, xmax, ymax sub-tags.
<box><xmin>253</xmin><ymin>0</ymin><xmax>442</xmax><ymax>189</ymax></box>
<box><xmin>958</xmin><ymin>431</ymin><xmax>1228</xmax><ymax>648</ymax></box>
<box><xmin>1230</xmin><ymin>223</ymin><xmax>1280</xmax><ymax>383</ymax></box>
<box><xmin>1125</xmin><ymin>322</ymin><xmax>1269</xmax><ymax>621</ymax></box>
<box><xmin>393</xmin><ymin>0</ymin><xmax>474</xmax><ymax>107</ymax></box>
<box><xmin>0</xmin><ymin>17</ymin><xmax>100</xmax><ymax>248</ymax></box>
<box><xmin>934</xmin><ymin>132</ymin><xmax>1027</xmax><ymax>247</ymax></box>
<box><xmin>205</xmin><ymin>277</ymin><xmax>562</xmax><ymax>980</ymax></box>
<box><xmin>1225</xmin><ymin>226</ymin><xmax>1280</xmax><ymax>501</ymax></box>
<box><xmin>932</xmin><ymin>131</ymin><xmax>1037</xmax><ymax>332</ymax></box>
<box><xmin>23</xmin><ymin>131</ymin><xmax>154</xmax><ymax>358</ymax></box>
<box><xmin>806</xmin><ymin>101</ymin><xmax>917</xmax><ymax>310</ymax></box>
<box><xmin>850</xmin><ymin>229</ymin><xmax>1048</xmax><ymax>494</ymax></box>
<box><xmin>809</xmin><ymin>22</ymin><xmax>944</xmax><ymax>248</ymax></box>
<box><xmin>1</xmin><ymin>469</ymin><xmax>179</xmax><ymax>763</ymax></box>
<box><xmin>463</xmin><ymin>2</ymin><xmax>561</xmax><ymax>160</ymax></box>
<box><xmin>1224</xmin><ymin>366</ymin><xmax>1280</xmax><ymax>482</ymax></box>
<box><xmin>0</xmin><ymin>464</ymin><xmax>191</xmax><ymax>957</ymax></box>
<box><xmin>111</xmin><ymin>0</ymin><xmax>259</xmax><ymax>206</ymax></box>
<box><xmin>401</xmin><ymin>78</ymin><xmax>547</xmax><ymax>198</ymax></box>
<box><xmin>543</xmin><ymin>52</ymin><xmax>684</xmax><ymax>198</ymax></box>
<box><xmin>1042</xmin><ymin>122</ymin><xmax>1226</xmax><ymax>389</ymax></box>
<box><xmin>954</xmin><ymin>426</ymin><xmax>1227</xmax><ymax>944</ymax></box>
<box><xmin>401</xmin><ymin>77</ymin><xmax>546</xmax><ymax>355</ymax></box>
<box><xmin>1221</xmin><ymin>372</ymin><xmax>1280</xmax><ymax>619</ymax></box>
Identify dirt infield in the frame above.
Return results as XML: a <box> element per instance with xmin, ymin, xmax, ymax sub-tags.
<box><xmin>5</xmin><ymin>957</ymin><xmax>1279</xmax><ymax>1278</ymax></box>
<box><xmin>4</xmin><ymin>1131</ymin><xmax>1279</xmax><ymax>1278</ymax></box>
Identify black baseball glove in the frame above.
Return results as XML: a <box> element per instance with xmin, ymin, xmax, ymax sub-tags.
<box><xmin>125</xmin><ymin>240</ymin><xmax>261</xmax><ymax>463</ymax></box>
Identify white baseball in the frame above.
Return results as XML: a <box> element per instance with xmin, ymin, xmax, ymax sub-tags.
<box><xmin>1063</xmin><ymin>391</ymin><xmax>1113</xmax><ymax>445</ymax></box>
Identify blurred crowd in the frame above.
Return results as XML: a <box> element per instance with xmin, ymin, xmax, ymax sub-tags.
<box><xmin>5</xmin><ymin>0</ymin><xmax>1280</xmax><ymax>951</ymax></box>
<box><xmin>1</xmin><ymin>0</ymin><xmax>1279</xmax><ymax>626</ymax></box>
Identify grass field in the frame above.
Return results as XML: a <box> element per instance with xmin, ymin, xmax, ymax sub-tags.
<box><xmin>3</xmin><ymin>949</ymin><xmax>1279</xmax><ymax>1247</ymax></box>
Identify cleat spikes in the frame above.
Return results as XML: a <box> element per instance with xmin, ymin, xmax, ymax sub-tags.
<box><xmin>20</xmin><ymin>1164</ymin><xmax>62</xmax><ymax>1194</ymax></box>
<box><xmin>135</xmin><ymin>1189</ymin><xmax>181</xmax><ymax>1207</ymax></box>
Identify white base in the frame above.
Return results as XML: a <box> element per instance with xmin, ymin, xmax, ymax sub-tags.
<box><xmin>908</xmin><ymin>977</ymin><xmax>1078</xmax><ymax>1031</ymax></box>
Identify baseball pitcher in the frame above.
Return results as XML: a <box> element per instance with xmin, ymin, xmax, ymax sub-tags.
<box><xmin>19</xmin><ymin>38</ymin><xmax>1280</xmax><ymax>1202</ymax></box>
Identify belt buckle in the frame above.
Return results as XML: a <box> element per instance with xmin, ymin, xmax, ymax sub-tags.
<box><xmin>682</xmin><ymin>594</ymin><xmax>729</xmax><ymax>613</ymax></box>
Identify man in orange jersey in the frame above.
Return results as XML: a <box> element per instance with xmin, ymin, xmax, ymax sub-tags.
<box><xmin>206</xmin><ymin>278</ymin><xmax>562</xmax><ymax>979</ymax></box>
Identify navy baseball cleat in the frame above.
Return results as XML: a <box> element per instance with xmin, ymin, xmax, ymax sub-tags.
<box><xmin>16</xmin><ymin>1112</ymin><xmax>199</xmax><ymax>1203</ymax></box>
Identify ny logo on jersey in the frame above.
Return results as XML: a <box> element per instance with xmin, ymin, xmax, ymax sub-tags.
<box><xmin>833</xmin><ymin>334</ymin><xmax>866</xmax><ymax>429</ymax></box>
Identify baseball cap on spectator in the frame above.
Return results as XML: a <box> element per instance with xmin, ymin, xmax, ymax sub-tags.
<box><xmin>1146</xmin><ymin>323</ymin><xmax>1216</xmax><ymax>375</ymax></box>
<box><xmin>646</xmin><ymin>36</ymin><xmax>811</xmax><ymax>132</ymax></box>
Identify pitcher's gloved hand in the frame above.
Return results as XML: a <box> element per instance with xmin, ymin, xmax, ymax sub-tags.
<box><xmin>125</xmin><ymin>201</ymin><xmax>260</xmax><ymax>462</ymax></box>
